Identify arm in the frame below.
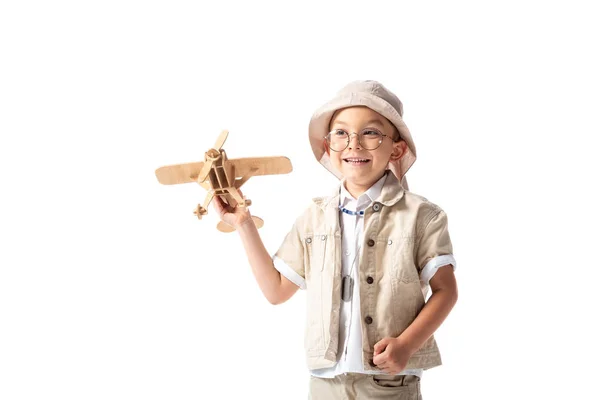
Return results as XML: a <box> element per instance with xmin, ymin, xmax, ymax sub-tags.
<box><xmin>212</xmin><ymin>193</ymin><xmax>299</xmax><ymax>305</ymax></box>
<box><xmin>236</xmin><ymin>217</ymin><xmax>300</xmax><ymax>305</ymax></box>
<box><xmin>373</xmin><ymin>265</ymin><xmax>458</xmax><ymax>373</ymax></box>
<box><xmin>374</xmin><ymin>207</ymin><xmax>457</xmax><ymax>373</ymax></box>
<box><xmin>402</xmin><ymin>208</ymin><xmax>458</xmax><ymax>348</ymax></box>
<box><xmin>397</xmin><ymin>264</ymin><xmax>458</xmax><ymax>351</ymax></box>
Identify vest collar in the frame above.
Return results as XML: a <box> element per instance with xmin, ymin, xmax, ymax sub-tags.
<box><xmin>312</xmin><ymin>170</ymin><xmax>406</xmax><ymax>210</ymax></box>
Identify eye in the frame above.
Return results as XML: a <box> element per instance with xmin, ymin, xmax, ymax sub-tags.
<box><xmin>362</xmin><ymin>130</ymin><xmax>380</xmax><ymax>136</ymax></box>
<box><xmin>333</xmin><ymin>129</ymin><xmax>348</xmax><ymax>136</ymax></box>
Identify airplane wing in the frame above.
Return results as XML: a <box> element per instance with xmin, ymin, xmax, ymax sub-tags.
<box><xmin>230</xmin><ymin>156</ymin><xmax>292</xmax><ymax>178</ymax></box>
<box><xmin>155</xmin><ymin>161</ymin><xmax>205</xmax><ymax>185</ymax></box>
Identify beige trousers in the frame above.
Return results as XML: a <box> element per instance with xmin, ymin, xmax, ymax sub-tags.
<box><xmin>308</xmin><ymin>373</ymin><xmax>422</xmax><ymax>400</ymax></box>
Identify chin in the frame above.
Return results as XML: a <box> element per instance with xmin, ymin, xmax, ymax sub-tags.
<box><xmin>342</xmin><ymin>170</ymin><xmax>376</xmax><ymax>184</ymax></box>
<box><xmin>347</xmin><ymin>167</ymin><xmax>388</xmax><ymax>183</ymax></box>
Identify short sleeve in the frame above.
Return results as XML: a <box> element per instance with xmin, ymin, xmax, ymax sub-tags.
<box><xmin>272</xmin><ymin>218</ymin><xmax>306</xmax><ymax>288</ymax></box>
<box><xmin>416</xmin><ymin>209</ymin><xmax>457</xmax><ymax>283</ymax></box>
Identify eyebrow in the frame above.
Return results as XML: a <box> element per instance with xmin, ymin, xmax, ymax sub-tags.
<box><xmin>332</xmin><ymin>119</ymin><xmax>385</xmax><ymax>128</ymax></box>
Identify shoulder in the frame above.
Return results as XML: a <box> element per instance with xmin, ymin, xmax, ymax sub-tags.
<box><xmin>311</xmin><ymin>195</ymin><xmax>332</xmax><ymax>207</ymax></box>
<box><xmin>402</xmin><ymin>190</ymin><xmax>444</xmax><ymax>214</ymax></box>
<box><xmin>400</xmin><ymin>190</ymin><xmax>447</xmax><ymax>232</ymax></box>
<box><xmin>288</xmin><ymin>199</ymin><xmax>327</xmax><ymax>232</ymax></box>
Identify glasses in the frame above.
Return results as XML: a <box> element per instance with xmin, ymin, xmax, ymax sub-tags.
<box><xmin>325</xmin><ymin>129</ymin><xmax>393</xmax><ymax>151</ymax></box>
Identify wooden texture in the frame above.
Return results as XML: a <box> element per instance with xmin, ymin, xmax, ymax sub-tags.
<box><xmin>155</xmin><ymin>130</ymin><xmax>292</xmax><ymax>232</ymax></box>
<box><xmin>155</xmin><ymin>161</ymin><xmax>205</xmax><ymax>185</ymax></box>
<box><xmin>230</xmin><ymin>157</ymin><xmax>292</xmax><ymax>177</ymax></box>
<box><xmin>155</xmin><ymin>156</ymin><xmax>292</xmax><ymax>185</ymax></box>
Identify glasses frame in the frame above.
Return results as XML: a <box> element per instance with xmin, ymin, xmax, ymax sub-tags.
<box><xmin>324</xmin><ymin>128</ymin><xmax>395</xmax><ymax>152</ymax></box>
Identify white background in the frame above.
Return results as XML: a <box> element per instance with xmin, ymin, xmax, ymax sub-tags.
<box><xmin>1</xmin><ymin>1</ymin><xmax>599</xmax><ymax>399</ymax></box>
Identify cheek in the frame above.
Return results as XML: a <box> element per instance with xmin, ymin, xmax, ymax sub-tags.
<box><xmin>330</xmin><ymin>153</ymin><xmax>343</xmax><ymax>165</ymax></box>
<box><xmin>375</xmin><ymin>156</ymin><xmax>389</xmax><ymax>165</ymax></box>
<box><xmin>376</xmin><ymin>147</ymin><xmax>394</xmax><ymax>162</ymax></box>
<box><xmin>372</xmin><ymin>153</ymin><xmax>393</xmax><ymax>169</ymax></box>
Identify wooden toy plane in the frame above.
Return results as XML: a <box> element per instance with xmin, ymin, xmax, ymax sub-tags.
<box><xmin>155</xmin><ymin>130</ymin><xmax>292</xmax><ymax>232</ymax></box>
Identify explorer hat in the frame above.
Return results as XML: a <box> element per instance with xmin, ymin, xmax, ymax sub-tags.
<box><xmin>308</xmin><ymin>80</ymin><xmax>417</xmax><ymax>190</ymax></box>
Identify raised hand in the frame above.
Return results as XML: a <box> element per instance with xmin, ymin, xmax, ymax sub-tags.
<box><xmin>212</xmin><ymin>189</ymin><xmax>252</xmax><ymax>229</ymax></box>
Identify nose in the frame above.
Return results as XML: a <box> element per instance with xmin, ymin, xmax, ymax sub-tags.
<box><xmin>348</xmin><ymin>132</ymin><xmax>362</xmax><ymax>149</ymax></box>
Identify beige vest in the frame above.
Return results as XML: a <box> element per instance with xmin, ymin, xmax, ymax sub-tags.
<box><xmin>275</xmin><ymin>172</ymin><xmax>453</xmax><ymax>371</ymax></box>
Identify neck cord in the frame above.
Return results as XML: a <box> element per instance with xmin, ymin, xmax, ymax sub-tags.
<box><xmin>339</xmin><ymin>204</ymin><xmax>365</xmax><ymax>216</ymax></box>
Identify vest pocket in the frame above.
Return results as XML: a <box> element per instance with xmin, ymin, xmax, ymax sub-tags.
<box><xmin>388</xmin><ymin>236</ymin><xmax>419</xmax><ymax>283</ymax></box>
<box><xmin>303</xmin><ymin>233</ymin><xmax>328</xmax><ymax>353</ymax></box>
<box><xmin>305</xmin><ymin>233</ymin><xmax>328</xmax><ymax>271</ymax></box>
<box><xmin>381</xmin><ymin>236</ymin><xmax>420</xmax><ymax>334</ymax></box>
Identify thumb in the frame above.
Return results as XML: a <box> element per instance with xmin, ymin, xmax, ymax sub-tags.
<box><xmin>212</xmin><ymin>195</ymin><xmax>224</xmax><ymax>213</ymax></box>
<box><xmin>374</xmin><ymin>337</ymin><xmax>392</xmax><ymax>356</ymax></box>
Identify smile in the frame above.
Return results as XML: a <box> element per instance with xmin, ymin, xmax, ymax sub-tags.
<box><xmin>343</xmin><ymin>158</ymin><xmax>371</xmax><ymax>165</ymax></box>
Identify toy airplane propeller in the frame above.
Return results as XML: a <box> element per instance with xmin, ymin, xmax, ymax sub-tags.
<box><xmin>155</xmin><ymin>130</ymin><xmax>292</xmax><ymax>232</ymax></box>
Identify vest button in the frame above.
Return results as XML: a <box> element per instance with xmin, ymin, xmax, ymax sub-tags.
<box><xmin>372</xmin><ymin>202</ymin><xmax>382</xmax><ymax>212</ymax></box>
<box><xmin>365</xmin><ymin>316</ymin><xmax>373</xmax><ymax>324</ymax></box>
<box><xmin>367</xmin><ymin>239</ymin><xmax>375</xmax><ymax>247</ymax></box>
<box><xmin>305</xmin><ymin>237</ymin><xmax>312</xmax><ymax>244</ymax></box>
<box><xmin>366</xmin><ymin>276</ymin><xmax>374</xmax><ymax>284</ymax></box>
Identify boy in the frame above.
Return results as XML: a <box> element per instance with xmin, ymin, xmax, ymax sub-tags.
<box><xmin>213</xmin><ymin>80</ymin><xmax>458</xmax><ymax>399</ymax></box>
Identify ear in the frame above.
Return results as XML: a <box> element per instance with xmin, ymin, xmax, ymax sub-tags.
<box><xmin>323</xmin><ymin>139</ymin><xmax>330</xmax><ymax>156</ymax></box>
<box><xmin>389</xmin><ymin>140</ymin><xmax>407</xmax><ymax>162</ymax></box>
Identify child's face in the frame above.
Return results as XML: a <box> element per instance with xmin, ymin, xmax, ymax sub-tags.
<box><xmin>327</xmin><ymin>106</ymin><xmax>407</xmax><ymax>189</ymax></box>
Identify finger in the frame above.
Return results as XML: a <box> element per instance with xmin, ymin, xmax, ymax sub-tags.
<box><xmin>373</xmin><ymin>354</ymin><xmax>381</xmax><ymax>365</ymax></box>
<box><xmin>373</xmin><ymin>354</ymin><xmax>386</xmax><ymax>366</ymax></box>
<box><xmin>374</xmin><ymin>338</ymin><xmax>391</xmax><ymax>355</ymax></box>
<box><xmin>373</xmin><ymin>350</ymin><xmax>389</xmax><ymax>364</ymax></box>
<box><xmin>212</xmin><ymin>195</ymin><xmax>227</xmax><ymax>215</ymax></box>
<box><xmin>373</xmin><ymin>345</ymin><xmax>381</xmax><ymax>356</ymax></box>
<box><xmin>377</xmin><ymin>361</ymin><xmax>394</xmax><ymax>373</ymax></box>
<box><xmin>216</xmin><ymin>196</ymin><xmax>234</xmax><ymax>212</ymax></box>
<box><xmin>214</xmin><ymin>196</ymin><xmax>235</xmax><ymax>215</ymax></box>
<box><xmin>379</xmin><ymin>365</ymin><xmax>392</xmax><ymax>375</ymax></box>
<box><xmin>382</xmin><ymin>362</ymin><xmax>396</xmax><ymax>372</ymax></box>
<box><xmin>374</xmin><ymin>343</ymin><xmax>387</xmax><ymax>356</ymax></box>
<box><xmin>212</xmin><ymin>196</ymin><xmax>223</xmax><ymax>211</ymax></box>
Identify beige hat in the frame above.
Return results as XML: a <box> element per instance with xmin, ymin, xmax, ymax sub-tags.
<box><xmin>308</xmin><ymin>80</ymin><xmax>417</xmax><ymax>190</ymax></box>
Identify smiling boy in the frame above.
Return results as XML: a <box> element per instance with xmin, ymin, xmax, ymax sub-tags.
<box><xmin>213</xmin><ymin>80</ymin><xmax>458</xmax><ymax>399</ymax></box>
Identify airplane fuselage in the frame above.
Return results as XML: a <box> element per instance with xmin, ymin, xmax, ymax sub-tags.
<box><xmin>204</xmin><ymin>150</ymin><xmax>242</xmax><ymax>208</ymax></box>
